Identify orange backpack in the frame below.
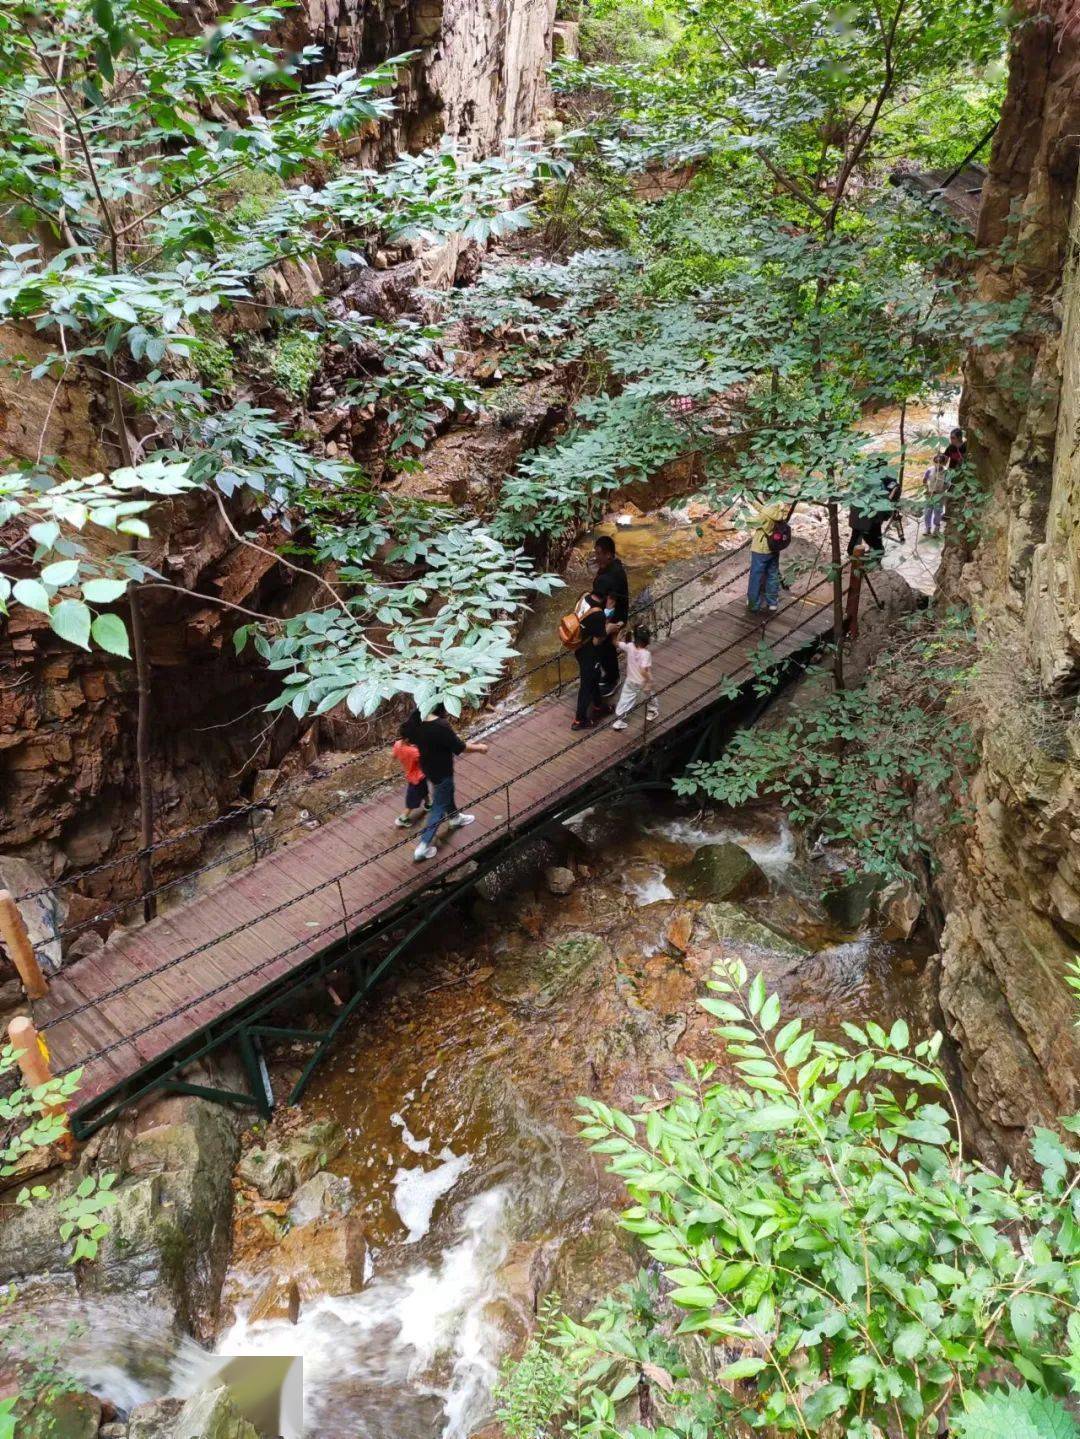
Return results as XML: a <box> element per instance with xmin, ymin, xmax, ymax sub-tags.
<box><xmin>558</xmin><ymin>593</ymin><xmax>600</xmax><ymax>651</ymax></box>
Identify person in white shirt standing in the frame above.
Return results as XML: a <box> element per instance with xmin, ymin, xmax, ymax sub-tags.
<box><xmin>612</xmin><ymin>625</ymin><xmax>659</xmax><ymax>731</ymax></box>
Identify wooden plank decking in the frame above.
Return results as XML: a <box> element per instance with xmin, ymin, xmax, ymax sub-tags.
<box><xmin>32</xmin><ymin>557</ymin><xmax>836</xmax><ymax>1116</ymax></box>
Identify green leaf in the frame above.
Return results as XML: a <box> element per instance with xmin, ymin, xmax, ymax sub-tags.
<box><xmin>893</xmin><ymin>1324</ymin><xmax>926</xmax><ymax>1362</ymax></box>
<box><xmin>1009</xmin><ymin>1292</ymin><xmax>1037</xmax><ymax>1348</ymax></box>
<box><xmin>50</xmin><ymin>599</ymin><xmax>92</xmax><ymax>650</ymax></box>
<box><xmin>12</xmin><ymin>578</ymin><xmax>52</xmax><ymax>613</ymax></box>
<box><xmin>889</xmin><ymin>1018</ymin><xmax>910</xmax><ymax>1049</ymax></box>
<box><xmin>81</xmin><ymin>577</ymin><xmax>129</xmax><ymax>604</ymax></box>
<box><xmin>40</xmin><ymin>558</ymin><xmax>80</xmax><ymax>586</ymax></box>
<box><xmin>719</xmin><ymin>1356</ymin><xmax>766</xmax><ymax>1381</ymax></box>
<box><xmin>90</xmin><ymin>613</ymin><xmax>131</xmax><ymax>658</ymax></box>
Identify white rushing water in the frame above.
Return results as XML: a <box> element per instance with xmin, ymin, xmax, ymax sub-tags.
<box><xmin>646</xmin><ymin>812</ymin><xmax>798</xmax><ymax>879</ymax></box>
<box><xmin>215</xmin><ymin>1185</ymin><xmax>511</xmax><ymax>1439</ymax></box>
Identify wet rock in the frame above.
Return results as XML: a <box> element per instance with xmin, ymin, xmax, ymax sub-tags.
<box><xmin>100</xmin><ymin>1425</ymin><xmax>128</xmax><ymax>1439</ymax></box>
<box><xmin>697</xmin><ymin>902</ymin><xmax>810</xmax><ymax>960</ymax></box>
<box><xmin>667</xmin><ymin>843</ymin><xmax>767</xmax><ymax>903</ymax></box>
<box><xmin>288</xmin><ymin>1170</ymin><xmax>354</xmax><ymax>1227</ymax></box>
<box><xmin>237</xmin><ymin>1146</ymin><xmax>296</xmax><ymax>1201</ymax></box>
<box><xmin>173</xmin><ymin>1385</ymin><xmax>261</xmax><ymax>1439</ymax></box>
<box><xmin>878</xmin><ymin>880</ymin><xmax>923</xmax><ymax>941</ymax></box>
<box><xmin>546</xmin><ymin>1210</ymin><xmax>640</xmax><ymax>1320</ymax></box>
<box><xmin>64</xmin><ymin>928</ymin><xmax>104</xmax><ymax>963</ymax></box>
<box><xmin>544</xmin><ymin>865</ymin><xmax>576</xmax><ymax>896</ymax></box>
<box><xmin>19</xmin><ymin>1388</ymin><xmax>101</xmax><ymax>1439</ymax></box>
<box><xmin>822</xmin><ymin>873</ymin><xmax>884</xmax><ymax>930</ymax></box>
<box><xmin>494</xmin><ymin>934</ymin><xmax>611</xmax><ymax>1011</ymax></box>
<box><xmin>128</xmin><ymin>1398</ymin><xmax>185</xmax><ymax>1439</ymax></box>
<box><xmin>251</xmin><ymin>768</ymin><xmax>280</xmax><ymax>803</ymax></box>
<box><xmin>666</xmin><ymin>911</ymin><xmax>694</xmax><ymax>953</ymax></box>
<box><xmin>248</xmin><ymin>1274</ymin><xmax>301</xmax><ymax>1325</ymax></box>
<box><xmin>271</xmin><ymin>1215</ymin><xmax>368</xmax><ymax>1300</ymax></box>
<box><xmin>0</xmin><ymin>854</ymin><xmax>64</xmax><ymax>974</ymax></box>
<box><xmin>118</xmin><ymin>1096</ymin><xmax>240</xmax><ymax>1337</ymax></box>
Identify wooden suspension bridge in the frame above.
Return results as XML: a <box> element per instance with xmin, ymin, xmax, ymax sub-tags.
<box><xmin>10</xmin><ymin>545</ymin><xmax>841</xmax><ymax>1137</ymax></box>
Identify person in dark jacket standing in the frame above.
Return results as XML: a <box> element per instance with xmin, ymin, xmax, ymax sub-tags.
<box><xmin>572</xmin><ymin>593</ymin><xmax>611</xmax><ymax>731</ymax></box>
<box><xmin>592</xmin><ymin>535</ymin><xmax>629</xmax><ymax>695</ymax></box>
<box><xmin>405</xmin><ymin>705</ymin><xmax>489</xmax><ymax>862</ymax></box>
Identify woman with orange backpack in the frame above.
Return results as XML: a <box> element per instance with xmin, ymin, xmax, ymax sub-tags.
<box><xmin>560</xmin><ymin>590</ymin><xmax>613</xmax><ymax>731</ymax></box>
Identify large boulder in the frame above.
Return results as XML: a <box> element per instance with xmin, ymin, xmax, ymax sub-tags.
<box><xmin>268</xmin><ymin>1215</ymin><xmax>368</xmax><ymax>1301</ymax></box>
<box><xmin>127</xmin><ymin>1398</ymin><xmax>185</xmax><ymax>1439</ymax></box>
<box><xmin>667</xmin><ymin>843</ymin><xmax>767</xmax><ymax>903</ymax></box>
<box><xmin>493</xmin><ymin>934</ymin><xmax>611</xmax><ymax>1012</ymax></box>
<box><xmin>697</xmin><ymin>903</ymin><xmax>811</xmax><ymax>960</ymax></box>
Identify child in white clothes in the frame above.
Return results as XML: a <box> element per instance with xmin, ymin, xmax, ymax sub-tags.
<box><xmin>612</xmin><ymin>625</ymin><xmax>659</xmax><ymax>731</ymax></box>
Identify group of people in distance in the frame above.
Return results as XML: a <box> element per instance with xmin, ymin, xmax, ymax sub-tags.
<box><xmin>389</xmin><ymin>426</ymin><xmax>966</xmax><ymax>865</ymax></box>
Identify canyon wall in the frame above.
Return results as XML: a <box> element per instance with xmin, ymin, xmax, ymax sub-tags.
<box><xmin>0</xmin><ymin>0</ymin><xmax>556</xmax><ymax>901</ymax></box>
<box><xmin>936</xmin><ymin>0</ymin><xmax>1080</xmax><ymax>1164</ymax></box>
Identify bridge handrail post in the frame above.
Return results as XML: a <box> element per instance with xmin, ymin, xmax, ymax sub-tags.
<box><xmin>0</xmin><ymin>890</ymin><xmax>48</xmax><ymax>1000</ymax></box>
<box><xmin>505</xmin><ymin>782</ymin><xmax>511</xmax><ymax>832</ymax></box>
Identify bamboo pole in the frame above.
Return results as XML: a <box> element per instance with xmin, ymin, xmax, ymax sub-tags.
<box><xmin>0</xmin><ymin>889</ymin><xmax>47</xmax><ymax>999</ymax></box>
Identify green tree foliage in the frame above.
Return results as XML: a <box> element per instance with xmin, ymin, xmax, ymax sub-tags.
<box><xmin>0</xmin><ymin>0</ymin><xmax>560</xmax><ymax>713</ymax></box>
<box><xmin>499</xmin><ymin>961</ymin><xmax>1080</xmax><ymax>1437</ymax></box>
<box><xmin>483</xmin><ymin>0</ymin><xmax>1020</xmax><ymax>563</ymax></box>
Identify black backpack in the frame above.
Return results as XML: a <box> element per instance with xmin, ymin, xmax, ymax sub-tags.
<box><xmin>766</xmin><ymin>518</ymin><xmax>793</xmax><ymax>554</ymax></box>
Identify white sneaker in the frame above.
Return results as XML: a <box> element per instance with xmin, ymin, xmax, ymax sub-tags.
<box><xmin>448</xmin><ymin>812</ymin><xmax>475</xmax><ymax>830</ymax></box>
<box><xmin>395</xmin><ymin>813</ymin><xmax>414</xmax><ymax>828</ymax></box>
<box><xmin>413</xmin><ymin>842</ymin><xmax>437</xmax><ymax>861</ymax></box>
<box><xmin>612</xmin><ymin>719</ymin><xmax>627</xmax><ymax>730</ymax></box>
<box><xmin>646</xmin><ymin>709</ymin><xmax>659</xmax><ymax>721</ymax></box>
<box><xmin>767</xmin><ymin>604</ymin><xmax>779</xmax><ymax>612</ymax></box>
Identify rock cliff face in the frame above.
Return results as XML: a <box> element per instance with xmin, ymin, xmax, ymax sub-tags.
<box><xmin>936</xmin><ymin>0</ymin><xmax>1080</xmax><ymax>1164</ymax></box>
<box><xmin>0</xmin><ymin>0</ymin><xmax>556</xmax><ymax>902</ymax></box>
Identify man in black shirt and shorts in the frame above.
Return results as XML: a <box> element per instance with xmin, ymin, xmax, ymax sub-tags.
<box><xmin>405</xmin><ymin>705</ymin><xmax>489</xmax><ymax>862</ymax></box>
<box><xmin>593</xmin><ymin>535</ymin><xmax>629</xmax><ymax>696</ymax></box>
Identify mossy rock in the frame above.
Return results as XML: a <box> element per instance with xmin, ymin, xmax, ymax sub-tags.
<box><xmin>667</xmin><ymin>843</ymin><xmax>767</xmax><ymax>903</ymax></box>
<box><xmin>493</xmin><ymin>933</ymin><xmax>611</xmax><ymax>1010</ymax></box>
<box><xmin>698</xmin><ymin>902</ymin><xmax>810</xmax><ymax>959</ymax></box>
<box><xmin>19</xmin><ymin>1391</ymin><xmax>101</xmax><ymax>1439</ymax></box>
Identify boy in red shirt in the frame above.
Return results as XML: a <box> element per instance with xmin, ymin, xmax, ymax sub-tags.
<box><xmin>392</xmin><ymin>723</ymin><xmax>430</xmax><ymax>828</ymax></box>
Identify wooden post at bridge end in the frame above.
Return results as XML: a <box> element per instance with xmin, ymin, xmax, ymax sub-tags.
<box><xmin>7</xmin><ymin>1014</ymin><xmax>74</xmax><ymax>1158</ymax></box>
<box><xmin>0</xmin><ymin>889</ymin><xmax>48</xmax><ymax>999</ymax></box>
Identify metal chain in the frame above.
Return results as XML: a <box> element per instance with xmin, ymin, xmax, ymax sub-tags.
<box><xmin>39</xmin><ymin>552</ymin><xmax>839</xmax><ymax>1048</ymax></box>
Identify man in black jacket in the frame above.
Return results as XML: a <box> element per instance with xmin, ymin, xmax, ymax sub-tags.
<box><xmin>406</xmin><ymin>705</ymin><xmax>489</xmax><ymax>862</ymax></box>
<box><xmin>593</xmin><ymin>535</ymin><xmax>629</xmax><ymax>695</ymax></box>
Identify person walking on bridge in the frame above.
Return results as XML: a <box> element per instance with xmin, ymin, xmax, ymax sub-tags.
<box><xmin>592</xmin><ymin>534</ymin><xmax>629</xmax><ymax>696</ymax></box>
<box><xmin>405</xmin><ymin>705</ymin><xmax>489</xmax><ymax>862</ymax></box>
<box><xmin>746</xmin><ymin>497</ymin><xmax>793</xmax><ymax>614</ymax></box>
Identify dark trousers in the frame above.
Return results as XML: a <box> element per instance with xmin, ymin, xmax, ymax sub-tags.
<box><xmin>597</xmin><ymin>636</ymin><xmax>619</xmax><ymax>692</ymax></box>
<box><xmin>575</xmin><ymin>647</ymin><xmax>601</xmax><ymax>723</ymax></box>
<box><xmin>848</xmin><ymin>523</ymin><xmax>884</xmax><ymax>556</ymax></box>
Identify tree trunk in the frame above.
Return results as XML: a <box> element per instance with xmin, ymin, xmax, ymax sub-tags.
<box><xmin>828</xmin><ymin>500</ymin><xmax>845</xmax><ymax>691</ymax></box>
